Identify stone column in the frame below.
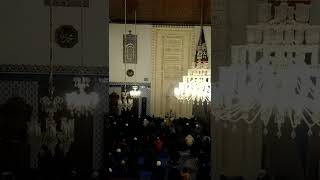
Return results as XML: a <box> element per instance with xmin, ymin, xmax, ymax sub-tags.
<box><xmin>211</xmin><ymin>1</ymin><xmax>263</xmax><ymax>179</ymax></box>
<box><xmin>92</xmin><ymin>81</ymin><xmax>108</xmax><ymax>170</ymax></box>
<box><xmin>211</xmin><ymin>0</ymin><xmax>229</xmax><ymax>179</ymax></box>
<box><xmin>91</xmin><ymin>0</ymin><xmax>109</xmax><ymax>172</ymax></box>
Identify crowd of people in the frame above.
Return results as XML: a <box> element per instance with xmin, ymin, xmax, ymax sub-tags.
<box><xmin>105</xmin><ymin>113</ymin><xmax>211</xmax><ymax>180</ymax></box>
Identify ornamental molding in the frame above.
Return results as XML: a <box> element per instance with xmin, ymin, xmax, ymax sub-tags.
<box><xmin>109</xmin><ymin>82</ymin><xmax>151</xmax><ymax>87</ymax></box>
<box><xmin>152</xmin><ymin>25</ymin><xmax>195</xmax><ymax>29</ymax></box>
<box><xmin>0</xmin><ymin>64</ymin><xmax>108</xmax><ymax>76</ymax></box>
<box><xmin>44</xmin><ymin>0</ymin><xmax>89</xmax><ymax>7</ymax></box>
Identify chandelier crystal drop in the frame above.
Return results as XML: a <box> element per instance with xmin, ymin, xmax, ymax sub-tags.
<box><xmin>39</xmin><ymin>89</ymin><xmax>66</xmax><ymax>156</ymax></box>
<box><xmin>66</xmin><ymin>77</ymin><xmax>99</xmax><ymax>116</ymax></box>
<box><xmin>174</xmin><ymin>27</ymin><xmax>211</xmax><ymax>104</ymax></box>
<box><xmin>213</xmin><ymin>58</ymin><xmax>320</xmax><ymax>138</ymax></box>
<box><xmin>174</xmin><ymin>63</ymin><xmax>211</xmax><ymax>104</ymax></box>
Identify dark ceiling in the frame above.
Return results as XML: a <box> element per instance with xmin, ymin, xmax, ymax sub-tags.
<box><xmin>109</xmin><ymin>0</ymin><xmax>211</xmax><ymax>25</ymax></box>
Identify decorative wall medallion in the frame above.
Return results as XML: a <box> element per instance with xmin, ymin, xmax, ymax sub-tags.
<box><xmin>44</xmin><ymin>0</ymin><xmax>89</xmax><ymax>7</ymax></box>
<box><xmin>123</xmin><ymin>30</ymin><xmax>138</xmax><ymax>64</ymax></box>
<box><xmin>126</xmin><ymin>69</ymin><xmax>134</xmax><ymax>77</ymax></box>
<box><xmin>55</xmin><ymin>25</ymin><xmax>78</xmax><ymax>48</ymax></box>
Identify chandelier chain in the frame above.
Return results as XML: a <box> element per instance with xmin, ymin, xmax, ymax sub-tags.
<box><xmin>49</xmin><ymin>0</ymin><xmax>55</xmax><ymax>99</ymax></box>
<box><xmin>80</xmin><ymin>0</ymin><xmax>86</xmax><ymax>71</ymax></box>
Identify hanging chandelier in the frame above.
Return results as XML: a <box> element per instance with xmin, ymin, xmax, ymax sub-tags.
<box><xmin>213</xmin><ymin>61</ymin><xmax>320</xmax><ymax>137</ymax></box>
<box><xmin>117</xmin><ymin>1</ymin><xmax>138</xmax><ymax>112</ymax></box>
<box><xmin>127</xmin><ymin>12</ymin><xmax>141</xmax><ymax>99</ymax></box>
<box><xmin>174</xmin><ymin>27</ymin><xmax>211</xmax><ymax>104</ymax></box>
<box><xmin>129</xmin><ymin>85</ymin><xmax>141</xmax><ymax>98</ymax></box>
<box><xmin>28</xmin><ymin>0</ymin><xmax>74</xmax><ymax>157</ymax></box>
<box><xmin>118</xmin><ymin>90</ymin><xmax>134</xmax><ymax>111</ymax></box>
<box><xmin>66</xmin><ymin>77</ymin><xmax>99</xmax><ymax>116</ymax></box>
<box><xmin>65</xmin><ymin>0</ymin><xmax>99</xmax><ymax>116</ymax></box>
<box><xmin>174</xmin><ymin>61</ymin><xmax>211</xmax><ymax>104</ymax></box>
<box><xmin>174</xmin><ymin>0</ymin><xmax>211</xmax><ymax>105</ymax></box>
<box><xmin>213</xmin><ymin>1</ymin><xmax>320</xmax><ymax>138</ymax></box>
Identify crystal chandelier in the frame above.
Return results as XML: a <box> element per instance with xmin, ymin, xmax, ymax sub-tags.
<box><xmin>118</xmin><ymin>90</ymin><xmax>134</xmax><ymax>111</ymax></box>
<box><xmin>213</xmin><ymin>1</ymin><xmax>320</xmax><ymax>138</ymax></box>
<box><xmin>66</xmin><ymin>77</ymin><xmax>99</xmax><ymax>116</ymax></box>
<box><xmin>125</xmin><ymin>7</ymin><xmax>141</xmax><ymax>99</ymax></box>
<box><xmin>65</xmin><ymin>1</ymin><xmax>99</xmax><ymax>116</ymax></box>
<box><xmin>28</xmin><ymin>0</ymin><xmax>74</xmax><ymax>157</ymax></box>
<box><xmin>174</xmin><ymin>27</ymin><xmax>211</xmax><ymax>104</ymax></box>
<box><xmin>40</xmin><ymin>88</ymin><xmax>74</xmax><ymax>156</ymax></box>
<box><xmin>174</xmin><ymin>0</ymin><xmax>211</xmax><ymax>105</ymax></box>
<box><xmin>174</xmin><ymin>62</ymin><xmax>211</xmax><ymax>104</ymax></box>
<box><xmin>40</xmin><ymin>94</ymin><xmax>64</xmax><ymax>155</ymax></box>
<box><xmin>129</xmin><ymin>86</ymin><xmax>141</xmax><ymax>98</ymax></box>
<box><xmin>213</xmin><ymin>61</ymin><xmax>320</xmax><ymax>137</ymax></box>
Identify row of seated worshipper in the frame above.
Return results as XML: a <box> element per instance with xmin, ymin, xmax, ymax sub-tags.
<box><xmin>105</xmin><ymin>114</ymin><xmax>211</xmax><ymax>179</ymax></box>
